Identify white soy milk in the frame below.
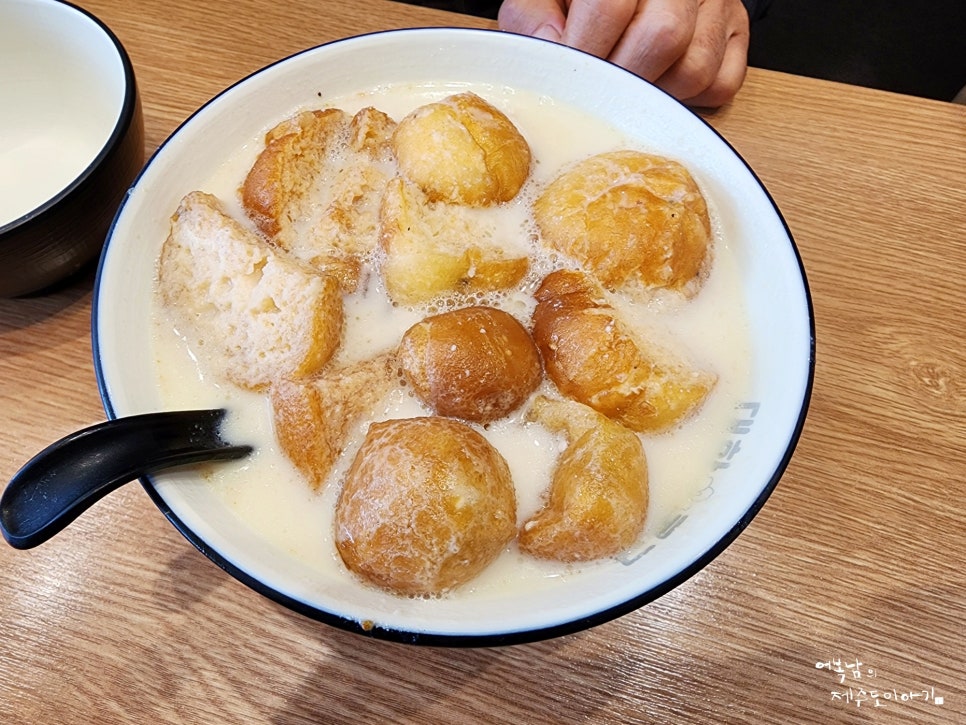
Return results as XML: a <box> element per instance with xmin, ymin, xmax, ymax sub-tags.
<box><xmin>0</xmin><ymin>7</ymin><xmax>124</xmax><ymax>226</ymax></box>
<box><xmin>151</xmin><ymin>83</ymin><xmax>752</xmax><ymax>599</ymax></box>
<box><xmin>0</xmin><ymin>129</ymin><xmax>101</xmax><ymax>225</ymax></box>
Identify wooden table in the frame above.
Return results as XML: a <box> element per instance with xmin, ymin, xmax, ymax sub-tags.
<box><xmin>2</xmin><ymin>1</ymin><xmax>963</xmax><ymax>722</ymax></box>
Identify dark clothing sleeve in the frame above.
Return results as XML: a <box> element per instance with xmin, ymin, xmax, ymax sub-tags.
<box><xmin>741</xmin><ymin>0</ymin><xmax>773</xmax><ymax>22</ymax></box>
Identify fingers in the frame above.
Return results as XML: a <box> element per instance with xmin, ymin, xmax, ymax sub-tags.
<box><xmin>609</xmin><ymin>0</ymin><xmax>699</xmax><ymax>81</ymax></box>
<box><xmin>500</xmin><ymin>0</ymin><xmax>751</xmax><ymax>107</ymax></box>
<box><xmin>560</xmin><ymin>0</ymin><xmax>641</xmax><ymax>59</ymax></box>
<box><xmin>675</xmin><ymin>22</ymin><xmax>749</xmax><ymax>107</ymax></box>
<box><xmin>654</xmin><ymin>0</ymin><xmax>750</xmax><ymax>106</ymax></box>
<box><xmin>497</xmin><ymin>0</ymin><xmax>568</xmax><ymax>43</ymax></box>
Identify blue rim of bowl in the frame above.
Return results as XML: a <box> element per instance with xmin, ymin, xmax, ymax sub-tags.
<box><xmin>92</xmin><ymin>27</ymin><xmax>816</xmax><ymax>647</ymax></box>
<box><xmin>0</xmin><ymin>0</ymin><xmax>139</xmax><ymax>235</ymax></box>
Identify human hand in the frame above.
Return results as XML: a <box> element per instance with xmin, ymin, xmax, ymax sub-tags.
<box><xmin>497</xmin><ymin>0</ymin><xmax>751</xmax><ymax>107</ymax></box>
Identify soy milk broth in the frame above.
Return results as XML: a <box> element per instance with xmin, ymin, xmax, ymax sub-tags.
<box><xmin>151</xmin><ymin>82</ymin><xmax>751</xmax><ymax>598</ymax></box>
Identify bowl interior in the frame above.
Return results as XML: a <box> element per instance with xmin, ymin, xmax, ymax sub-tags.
<box><xmin>95</xmin><ymin>28</ymin><xmax>813</xmax><ymax>644</ymax></box>
<box><xmin>0</xmin><ymin>0</ymin><xmax>127</xmax><ymax>228</ymax></box>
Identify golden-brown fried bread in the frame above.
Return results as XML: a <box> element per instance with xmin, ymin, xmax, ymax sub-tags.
<box><xmin>243</xmin><ymin>108</ymin><xmax>347</xmax><ymax>241</ymax></box>
<box><xmin>157</xmin><ymin>191</ymin><xmax>343</xmax><ymax>390</ymax></box>
<box><xmin>520</xmin><ymin>396</ymin><xmax>648</xmax><ymax>561</ymax></box>
<box><xmin>392</xmin><ymin>92</ymin><xmax>531</xmax><ymax>206</ymax></box>
<box><xmin>242</xmin><ymin>106</ymin><xmax>397</xmax><ymax>290</ymax></box>
<box><xmin>378</xmin><ymin>176</ymin><xmax>528</xmax><ymax>305</ymax></box>
<box><xmin>335</xmin><ymin>417</ymin><xmax>517</xmax><ymax>596</ymax></box>
<box><xmin>534</xmin><ymin>150</ymin><xmax>712</xmax><ymax>297</ymax></box>
<box><xmin>531</xmin><ymin>269</ymin><xmax>716</xmax><ymax>432</ymax></box>
<box><xmin>399</xmin><ymin>306</ymin><xmax>542</xmax><ymax>423</ymax></box>
<box><xmin>270</xmin><ymin>351</ymin><xmax>399</xmax><ymax>490</ymax></box>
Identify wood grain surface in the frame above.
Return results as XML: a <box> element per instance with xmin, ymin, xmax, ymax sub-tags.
<box><xmin>1</xmin><ymin>1</ymin><xmax>963</xmax><ymax>723</ymax></box>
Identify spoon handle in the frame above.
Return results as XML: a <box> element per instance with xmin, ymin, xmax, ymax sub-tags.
<box><xmin>0</xmin><ymin>408</ymin><xmax>252</xmax><ymax>549</ymax></box>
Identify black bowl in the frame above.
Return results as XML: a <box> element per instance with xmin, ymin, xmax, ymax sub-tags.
<box><xmin>0</xmin><ymin>0</ymin><xmax>143</xmax><ymax>298</ymax></box>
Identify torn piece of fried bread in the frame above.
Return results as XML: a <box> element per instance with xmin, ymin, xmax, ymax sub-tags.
<box><xmin>241</xmin><ymin>107</ymin><xmax>397</xmax><ymax>291</ymax></box>
<box><xmin>520</xmin><ymin>395</ymin><xmax>648</xmax><ymax>561</ymax></box>
<box><xmin>270</xmin><ymin>351</ymin><xmax>399</xmax><ymax>489</ymax></box>
<box><xmin>531</xmin><ymin>269</ymin><xmax>716</xmax><ymax>432</ymax></box>
<box><xmin>157</xmin><ymin>190</ymin><xmax>343</xmax><ymax>390</ymax></box>
<box><xmin>379</xmin><ymin>177</ymin><xmax>528</xmax><ymax>305</ymax></box>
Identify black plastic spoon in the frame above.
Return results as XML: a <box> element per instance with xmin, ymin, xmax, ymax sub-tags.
<box><xmin>0</xmin><ymin>409</ymin><xmax>252</xmax><ymax>549</ymax></box>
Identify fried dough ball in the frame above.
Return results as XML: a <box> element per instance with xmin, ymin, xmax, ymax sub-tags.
<box><xmin>534</xmin><ymin>150</ymin><xmax>712</xmax><ymax>297</ymax></box>
<box><xmin>400</xmin><ymin>306</ymin><xmax>542</xmax><ymax>423</ymax></box>
<box><xmin>379</xmin><ymin>176</ymin><xmax>528</xmax><ymax>305</ymax></box>
<box><xmin>520</xmin><ymin>396</ymin><xmax>649</xmax><ymax>561</ymax></box>
<box><xmin>335</xmin><ymin>417</ymin><xmax>517</xmax><ymax>596</ymax></box>
<box><xmin>270</xmin><ymin>351</ymin><xmax>399</xmax><ymax>489</ymax></box>
<box><xmin>242</xmin><ymin>106</ymin><xmax>397</xmax><ymax>291</ymax></box>
<box><xmin>392</xmin><ymin>92</ymin><xmax>531</xmax><ymax>206</ymax></box>
<box><xmin>532</xmin><ymin>269</ymin><xmax>716</xmax><ymax>433</ymax></box>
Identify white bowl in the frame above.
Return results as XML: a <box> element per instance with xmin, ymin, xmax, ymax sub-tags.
<box><xmin>94</xmin><ymin>28</ymin><xmax>813</xmax><ymax>645</ymax></box>
<box><xmin>0</xmin><ymin>0</ymin><xmax>143</xmax><ymax>297</ymax></box>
